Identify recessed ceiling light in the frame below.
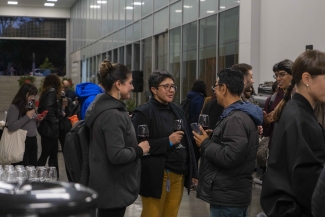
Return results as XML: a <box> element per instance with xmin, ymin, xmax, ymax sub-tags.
<box><xmin>207</xmin><ymin>11</ymin><xmax>215</xmax><ymax>13</ymax></box>
<box><xmin>44</xmin><ymin>3</ymin><xmax>55</xmax><ymax>6</ymax></box>
<box><xmin>97</xmin><ymin>1</ymin><xmax>107</xmax><ymax>3</ymax></box>
<box><xmin>184</xmin><ymin>5</ymin><xmax>193</xmax><ymax>8</ymax></box>
<box><xmin>175</xmin><ymin>10</ymin><xmax>182</xmax><ymax>13</ymax></box>
<box><xmin>125</xmin><ymin>6</ymin><xmax>133</xmax><ymax>10</ymax></box>
<box><xmin>200</xmin><ymin>0</ymin><xmax>205</xmax><ymax>1</ymax></box>
<box><xmin>90</xmin><ymin>5</ymin><xmax>100</xmax><ymax>8</ymax></box>
<box><xmin>132</xmin><ymin>2</ymin><xmax>144</xmax><ymax>5</ymax></box>
<box><xmin>220</xmin><ymin>6</ymin><xmax>226</xmax><ymax>9</ymax></box>
<box><xmin>47</xmin><ymin>0</ymin><xmax>57</xmax><ymax>2</ymax></box>
<box><xmin>8</xmin><ymin>1</ymin><xmax>18</xmax><ymax>4</ymax></box>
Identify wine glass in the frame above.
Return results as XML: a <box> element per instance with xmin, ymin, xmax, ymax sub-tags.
<box><xmin>27</xmin><ymin>100</ymin><xmax>35</xmax><ymax>110</ymax></box>
<box><xmin>138</xmin><ymin>125</ymin><xmax>150</xmax><ymax>156</ymax></box>
<box><xmin>48</xmin><ymin>167</ymin><xmax>58</xmax><ymax>182</ymax></box>
<box><xmin>198</xmin><ymin>114</ymin><xmax>210</xmax><ymax>130</ymax></box>
<box><xmin>173</xmin><ymin>120</ymin><xmax>185</xmax><ymax>149</ymax></box>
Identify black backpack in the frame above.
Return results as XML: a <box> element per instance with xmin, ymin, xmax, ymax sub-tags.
<box><xmin>64</xmin><ymin>120</ymin><xmax>90</xmax><ymax>186</ymax></box>
<box><xmin>180</xmin><ymin>97</ymin><xmax>191</xmax><ymax>122</ymax></box>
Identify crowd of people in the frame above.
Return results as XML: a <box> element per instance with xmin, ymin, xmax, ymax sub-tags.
<box><xmin>4</xmin><ymin>49</ymin><xmax>325</xmax><ymax>217</ymax></box>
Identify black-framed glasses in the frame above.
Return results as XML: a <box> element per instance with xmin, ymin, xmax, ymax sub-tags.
<box><xmin>273</xmin><ymin>72</ymin><xmax>288</xmax><ymax>79</ymax></box>
<box><xmin>157</xmin><ymin>84</ymin><xmax>178</xmax><ymax>91</ymax></box>
<box><xmin>212</xmin><ymin>84</ymin><xmax>223</xmax><ymax>91</ymax></box>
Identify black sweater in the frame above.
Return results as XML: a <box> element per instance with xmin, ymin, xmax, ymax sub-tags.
<box><xmin>132</xmin><ymin>98</ymin><xmax>198</xmax><ymax>198</ymax></box>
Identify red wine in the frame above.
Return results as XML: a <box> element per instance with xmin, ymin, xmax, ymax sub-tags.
<box><xmin>138</xmin><ymin>135</ymin><xmax>149</xmax><ymax>141</ymax></box>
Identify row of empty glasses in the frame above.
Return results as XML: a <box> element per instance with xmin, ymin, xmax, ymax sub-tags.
<box><xmin>0</xmin><ymin>165</ymin><xmax>57</xmax><ymax>182</ymax></box>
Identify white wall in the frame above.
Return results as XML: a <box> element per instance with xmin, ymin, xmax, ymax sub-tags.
<box><xmin>0</xmin><ymin>6</ymin><xmax>70</xmax><ymax>18</ymax></box>
<box><xmin>240</xmin><ymin>0</ymin><xmax>325</xmax><ymax>87</ymax></box>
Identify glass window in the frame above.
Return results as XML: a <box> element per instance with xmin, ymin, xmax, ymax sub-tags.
<box><xmin>113</xmin><ymin>32</ymin><xmax>119</xmax><ymax>48</ymax></box>
<box><xmin>142</xmin><ymin>0</ymin><xmax>153</xmax><ymax>17</ymax></box>
<box><xmin>119</xmin><ymin>47</ymin><xmax>125</xmax><ymax>64</ymax></box>
<box><xmin>133</xmin><ymin>1</ymin><xmax>141</xmax><ymax>21</ymax></box>
<box><xmin>101</xmin><ymin>1</ymin><xmax>108</xmax><ymax>36</ymax></box>
<box><xmin>200</xmin><ymin>0</ymin><xmax>217</xmax><ymax>17</ymax></box>
<box><xmin>142</xmin><ymin>15</ymin><xmax>153</xmax><ymax>39</ymax></box>
<box><xmin>106</xmin><ymin>35</ymin><xmax>112</xmax><ymax>50</ymax></box>
<box><xmin>119</xmin><ymin>0</ymin><xmax>126</xmax><ymax>27</ymax></box>
<box><xmin>219</xmin><ymin>7</ymin><xmax>239</xmax><ymax>71</ymax></box>
<box><xmin>134</xmin><ymin>41</ymin><xmax>141</xmax><ymax>70</ymax></box>
<box><xmin>219</xmin><ymin>0</ymin><xmax>240</xmax><ymax>11</ymax></box>
<box><xmin>107</xmin><ymin>0</ymin><xmax>113</xmax><ymax>34</ymax></box>
<box><xmin>126</xmin><ymin>44</ymin><xmax>132</xmax><ymax>69</ymax></box>
<box><xmin>169</xmin><ymin>27</ymin><xmax>181</xmax><ymax>103</ymax></box>
<box><xmin>183</xmin><ymin>0</ymin><xmax>199</xmax><ymax>24</ymax></box>
<box><xmin>154</xmin><ymin>8</ymin><xmax>168</xmax><ymax>34</ymax></box>
<box><xmin>126</xmin><ymin>0</ymin><xmax>133</xmax><ymax>25</ymax></box>
<box><xmin>126</xmin><ymin>25</ymin><xmax>133</xmax><ymax>44</ymax></box>
<box><xmin>182</xmin><ymin>21</ymin><xmax>197</xmax><ymax>99</ymax></box>
<box><xmin>199</xmin><ymin>15</ymin><xmax>217</xmax><ymax>93</ymax></box>
<box><xmin>107</xmin><ymin>50</ymin><xmax>112</xmax><ymax>62</ymax></box>
<box><xmin>141</xmin><ymin>37</ymin><xmax>152</xmax><ymax>104</ymax></box>
<box><xmin>170</xmin><ymin>1</ymin><xmax>182</xmax><ymax>28</ymax></box>
<box><xmin>154</xmin><ymin>0</ymin><xmax>168</xmax><ymax>11</ymax></box>
<box><xmin>113</xmin><ymin>0</ymin><xmax>119</xmax><ymax>31</ymax></box>
<box><xmin>133</xmin><ymin>21</ymin><xmax>141</xmax><ymax>41</ymax></box>
<box><xmin>119</xmin><ymin>28</ymin><xmax>125</xmax><ymax>46</ymax></box>
<box><xmin>155</xmin><ymin>33</ymin><xmax>168</xmax><ymax>70</ymax></box>
<box><xmin>113</xmin><ymin>48</ymin><xmax>118</xmax><ymax>62</ymax></box>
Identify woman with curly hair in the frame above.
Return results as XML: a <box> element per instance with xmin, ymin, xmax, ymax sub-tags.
<box><xmin>37</xmin><ymin>74</ymin><xmax>62</xmax><ymax>178</ymax></box>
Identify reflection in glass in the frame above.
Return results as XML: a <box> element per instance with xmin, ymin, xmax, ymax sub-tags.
<box><xmin>133</xmin><ymin>21</ymin><xmax>141</xmax><ymax>41</ymax></box>
<box><xmin>219</xmin><ymin>0</ymin><xmax>240</xmax><ymax>11</ymax></box>
<box><xmin>126</xmin><ymin>44</ymin><xmax>132</xmax><ymax>69</ymax></box>
<box><xmin>126</xmin><ymin>0</ymin><xmax>133</xmax><ymax>25</ymax></box>
<box><xmin>142</xmin><ymin>15</ymin><xmax>153</xmax><ymax>38</ymax></box>
<box><xmin>154</xmin><ymin>0</ymin><xmax>169</xmax><ymax>10</ymax></box>
<box><xmin>126</xmin><ymin>25</ymin><xmax>133</xmax><ymax>44</ymax></box>
<box><xmin>155</xmin><ymin>33</ymin><xmax>168</xmax><ymax>71</ymax></box>
<box><xmin>119</xmin><ymin>0</ymin><xmax>126</xmax><ymax>27</ymax></box>
<box><xmin>134</xmin><ymin>1</ymin><xmax>141</xmax><ymax>21</ymax></box>
<box><xmin>170</xmin><ymin>1</ymin><xmax>182</xmax><ymax>28</ymax></box>
<box><xmin>113</xmin><ymin>0</ymin><xmax>119</xmax><ymax>31</ymax></box>
<box><xmin>199</xmin><ymin>15</ymin><xmax>217</xmax><ymax>94</ymax></box>
<box><xmin>134</xmin><ymin>42</ymin><xmax>141</xmax><ymax>70</ymax></box>
<box><xmin>113</xmin><ymin>49</ymin><xmax>118</xmax><ymax>63</ymax></box>
<box><xmin>182</xmin><ymin>22</ymin><xmax>197</xmax><ymax>99</ymax></box>
<box><xmin>219</xmin><ymin>7</ymin><xmax>239</xmax><ymax>72</ymax></box>
<box><xmin>142</xmin><ymin>0</ymin><xmax>153</xmax><ymax>17</ymax></box>
<box><xmin>140</xmin><ymin>37</ymin><xmax>152</xmax><ymax>104</ymax></box>
<box><xmin>169</xmin><ymin>27</ymin><xmax>181</xmax><ymax>103</ymax></box>
<box><xmin>200</xmin><ymin>0</ymin><xmax>217</xmax><ymax>17</ymax></box>
<box><xmin>154</xmin><ymin>8</ymin><xmax>168</xmax><ymax>34</ymax></box>
<box><xmin>183</xmin><ymin>0</ymin><xmax>199</xmax><ymax>24</ymax></box>
<box><xmin>119</xmin><ymin>47</ymin><xmax>125</xmax><ymax>64</ymax></box>
<box><xmin>119</xmin><ymin>28</ymin><xmax>125</xmax><ymax>46</ymax></box>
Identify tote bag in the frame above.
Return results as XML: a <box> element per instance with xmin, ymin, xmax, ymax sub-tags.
<box><xmin>0</xmin><ymin>127</ymin><xmax>27</xmax><ymax>164</ymax></box>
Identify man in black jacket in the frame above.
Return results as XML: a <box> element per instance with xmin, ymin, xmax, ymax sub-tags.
<box><xmin>193</xmin><ymin>68</ymin><xmax>262</xmax><ymax>217</ymax></box>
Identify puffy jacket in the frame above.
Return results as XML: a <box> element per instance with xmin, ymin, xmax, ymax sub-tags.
<box><xmin>197</xmin><ymin>101</ymin><xmax>261</xmax><ymax>207</ymax></box>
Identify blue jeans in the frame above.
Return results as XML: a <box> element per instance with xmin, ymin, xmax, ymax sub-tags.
<box><xmin>210</xmin><ymin>204</ymin><xmax>248</xmax><ymax>217</ymax></box>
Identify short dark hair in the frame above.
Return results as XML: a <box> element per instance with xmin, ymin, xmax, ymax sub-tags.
<box><xmin>273</xmin><ymin>63</ymin><xmax>278</xmax><ymax>72</ymax></box>
<box><xmin>148</xmin><ymin>70</ymin><xmax>174</xmax><ymax>96</ymax></box>
<box><xmin>231</xmin><ymin>63</ymin><xmax>252</xmax><ymax>76</ymax></box>
<box><xmin>217</xmin><ymin>68</ymin><xmax>244</xmax><ymax>96</ymax></box>
<box><xmin>191</xmin><ymin>79</ymin><xmax>207</xmax><ymax>97</ymax></box>
<box><xmin>277</xmin><ymin>59</ymin><xmax>293</xmax><ymax>75</ymax></box>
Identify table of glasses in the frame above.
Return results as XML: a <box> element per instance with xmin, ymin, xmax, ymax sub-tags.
<box><xmin>0</xmin><ymin>165</ymin><xmax>57</xmax><ymax>182</ymax></box>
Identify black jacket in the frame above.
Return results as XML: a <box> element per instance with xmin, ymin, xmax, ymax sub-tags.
<box><xmin>132</xmin><ymin>98</ymin><xmax>198</xmax><ymax>199</ymax></box>
<box><xmin>197</xmin><ymin>107</ymin><xmax>259</xmax><ymax>207</ymax></box>
<box><xmin>201</xmin><ymin>98</ymin><xmax>224</xmax><ymax>129</ymax></box>
<box><xmin>312</xmin><ymin>165</ymin><xmax>325</xmax><ymax>217</ymax></box>
<box><xmin>261</xmin><ymin>93</ymin><xmax>325</xmax><ymax>217</ymax></box>
<box><xmin>85</xmin><ymin>93</ymin><xmax>143</xmax><ymax>209</ymax></box>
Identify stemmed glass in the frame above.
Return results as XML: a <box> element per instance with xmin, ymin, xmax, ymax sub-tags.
<box><xmin>48</xmin><ymin>167</ymin><xmax>58</xmax><ymax>182</ymax></box>
<box><xmin>173</xmin><ymin>120</ymin><xmax>185</xmax><ymax>149</ymax></box>
<box><xmin>198</xmin><ymin>114</ymin><xmax>210</xmax><ymax>130</ymax></box>
<box><xmin>138</xmin><ymin>125</ymin><xmax>150</xmax><ymax>156</ymax></box>
<box><xmin>27</xmin><ymin>100</ymin><xmax>35</xmax><ymax>110</ymax></box>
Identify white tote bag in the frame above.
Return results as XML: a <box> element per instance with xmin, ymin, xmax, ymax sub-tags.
<box><xmin>0</xmin><ymin>127</ymin><xmax>27</xmax><ymax>164</ymax></box>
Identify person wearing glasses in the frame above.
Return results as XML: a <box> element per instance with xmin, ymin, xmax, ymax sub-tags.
<box><xmin>7</xmin><ymin>83</ymin><xmax>44</xmax><ymax>167</ymax></box>
<box><xmin>131</xmin><ymin>70</ymin><xmax>198</xmax><ymax>217</ymax></box>
<box><xmin>261</xmin><ymin>50</ymin><xmax>325</xmax><ymax>217</ymax></box>
<box><xmin>193</xmin><ymin>68</ymin><xmax>262</xmax><ymax>217</ymax></box>
<box><xmin>262</xmin><ymin>59</ymin><xmax>293</xmax><ymax>150</ymax></box>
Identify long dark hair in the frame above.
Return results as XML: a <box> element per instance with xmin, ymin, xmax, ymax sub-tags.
<box><xmin>11</xmin><ymin>83</ymin><xmax>38</xmax><ymax>116</ymax></box>
<box><xmin>40</xmin><ymin>74</ymin><xmax>62</xmax><ymax>99</ymax></box>
<box><xmin>274</xmin><ymin>50</ymin><xmax>325</xmax><ymax>121</ymax></box>
<box><xmin>191</xmin><ymin>79</ymin><xmax>207</xmax><ymax>97</ymax></box>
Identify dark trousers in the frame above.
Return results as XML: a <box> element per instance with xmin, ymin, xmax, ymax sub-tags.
<box><xmin>37</xmin><ymin>136</ymin><xmax>59</xmax><ymax>178</ymax></box>
<box><xmin>97</xmin><ymin>207</ymin><xmax>126</xmax><ymax>217</ymax></box>
<box><xmin>59</xmin><ymin>128</ymin><xmax>72</xmax><ymax>181</ymax></box>
<box><xmin>192</xmin><ymin>139</ymin><xmax>201</xmax><ymax>167</ymax></box>
<box><xmin>12</xmin><ymin>136</ymin><xmax>38</xmax><ymax>167</ymax></box>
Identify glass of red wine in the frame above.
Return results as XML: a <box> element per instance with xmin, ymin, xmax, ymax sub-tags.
<box><xmin>138</xmin><ymin>125</ymin><xmax>150</xmax><ymax>155</ymax></box>
<box><xmin>198</xmin><ymin>114</ymin><xmax>210</xmax><ymax>130</ymax></box>
<box><xmin>173</xmin><ymin>119</ymin><xmax>185</xmax><ymax>149</ymax></box>
<box><xmin>27</xmin><ymin>101</ymin><xmax>35</xmax><ymax>111</ymax></box>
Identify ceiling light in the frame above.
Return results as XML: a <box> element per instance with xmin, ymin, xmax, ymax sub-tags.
<box><xmin>200</xmin><ymin>0</ymin><xmax>205</xmax><ymax>1</ymax></box>
<box><xmin>8</xmin><ymin>1</ymin><xmax>18</xmax><ymax>4</ymax></box>
<box><xmin>184</xmin><ymin>5</ymin><xmax>193</xmax><ymax>8</ymax></box>
<box><xmin>207</xmin><ymin>11</ymin><xmax>215</xmax><ymax>13</ymax></box>
<box><xmin>44</xmin><ymin>3</ymin><xmax>55</xmax><ymax>6</ymax></box>
<box><xmin>47</xmin><ymin>0</ymin><xmax>57</xmax><ymax>2</ymax></box>
<box><xmin>175</xmin><ymin>10</ymin><xmax>182</xmax><ymax>13</ymax></box>
<box><xmin>132</xmin><ymin>2</ymin><xmax>144</xmax><ymax>5</ymax></box>
<box><xmin>125</xmin><ymin>6</ymin><xmax>133</xmax><ymax>10</ymax></box>
<box><xmin>90</xmin><ymin>5</ymin><xmax>100</xmax><ymax>8</ymax></box>
<box><xmin>220</xmin><ymin>6</ymin><xmax>226</xmax><ymax>9</ymax></box>
<box><xmin>97</xmin><ymin>1</ymin><xmax>107</xmax><ymax>3</ymax></box>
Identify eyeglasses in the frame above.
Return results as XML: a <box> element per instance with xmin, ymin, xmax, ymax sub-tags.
<box><xmin>157</xmin><ymin>84</ymin><xmax>178</xmax><ymax>91</ymax></box>
<box><xmin>211</xmin><ymin>84</ymin><xmax>222</xmax><ymax>91</ymax></box>
<box><xmin>273</xmin><ymin>72</ymin><xmax>288</xmax><ymax>79</ymax></box>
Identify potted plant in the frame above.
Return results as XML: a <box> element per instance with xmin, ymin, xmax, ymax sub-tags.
<box><xmin>18</xmin><ymin>76</ymin><xmax>36</xmax><ymax>87</ymax></box>
<box><xmin>125</xmin><ymin>98</ymin><xmax>137</xmax><ymax>115</ymax></box>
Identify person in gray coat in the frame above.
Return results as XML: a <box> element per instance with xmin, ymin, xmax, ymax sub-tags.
<box><xmin>193</xmin><ymin>68</ymin><xmax>262</xmax><ymax>217</ymax></box>
<box><xmin>85</xmin><ymin>60</ymin><xmax>150</xmax><ymax>217</ymax></box>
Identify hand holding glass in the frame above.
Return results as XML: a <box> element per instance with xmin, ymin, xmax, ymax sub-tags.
<box><xmin>173</xmin><ymin>120</ymin><xmax>185</xmax><ymax>149</ymax></box>
<box><xmin>138</xmin><ymin>125</ymin><xmax>150</xmax><ymax>155</ymax></box>
<box><xmin>198</xmin><ymin>114</ymin><xmax>210</xmax><ymax>130</ymax></box>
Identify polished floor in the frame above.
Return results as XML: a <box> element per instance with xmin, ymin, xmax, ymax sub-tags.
<box><xmin>56</xmin><ymin>152</ymin><xmax>263</xmax><ymax>217</ymax></box>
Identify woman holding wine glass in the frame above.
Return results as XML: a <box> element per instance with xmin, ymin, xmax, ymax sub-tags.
<box><xmin>7</xmin><ymin>83</ymin><xmax>45</xmax><ymax>166</ymax></box>
<box><xmin>132</xmin><ymin>70</ymin><xmax>198</xmax><ymax>217</ymax></box>
<box><xmin>85</xmin><ymin>60</ymin><xmax>149</xmax><ymax>217</ymax></box>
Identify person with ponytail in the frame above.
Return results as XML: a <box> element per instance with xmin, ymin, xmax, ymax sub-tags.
<box><xmin>260</xmin><ymin>50</ymin><xmax>325</xmax><ymax>217</ymax></box>
<box><xmin>84</xmin><ymin>60</ymin><xmax>150</xmax><ymax>217</ymax></box>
